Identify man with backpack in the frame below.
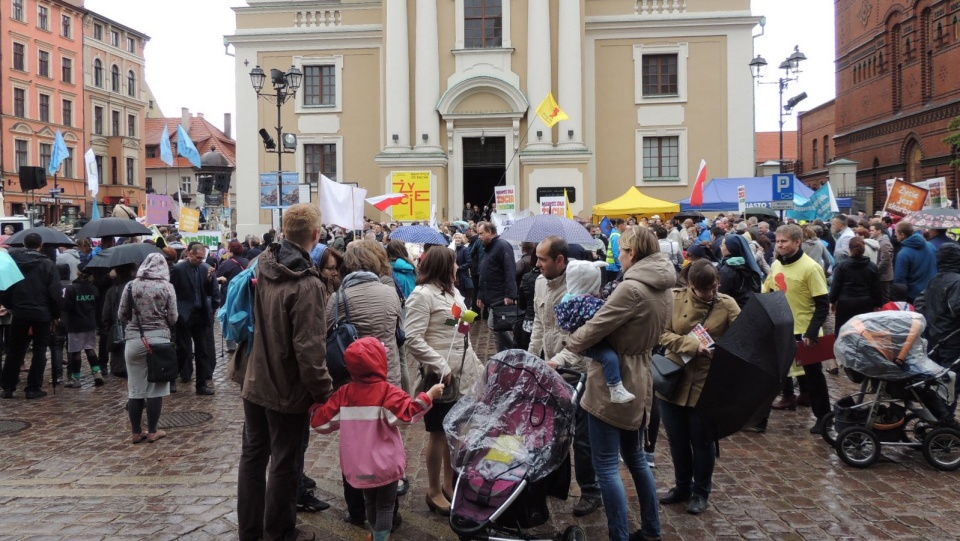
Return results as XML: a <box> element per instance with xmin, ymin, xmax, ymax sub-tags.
<box><xmin>237</xmin><ymin>204</ymin><xmax>334</xmax><ymax>541</ymax></box>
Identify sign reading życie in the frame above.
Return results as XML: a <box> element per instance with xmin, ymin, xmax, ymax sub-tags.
<box><xmin>884</xmin><ymin>179</ymin><xmax>928</xmax><ymax>216</ymax></box>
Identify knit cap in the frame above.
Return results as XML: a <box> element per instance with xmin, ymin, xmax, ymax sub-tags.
<box><xmin>562</xmin><ymin>260</ymin><xmax>606</xmax><ymax>302</ymax></box>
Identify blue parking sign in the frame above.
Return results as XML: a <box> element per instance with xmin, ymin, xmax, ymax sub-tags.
<box><xmin>773</xmin><ymin>174</ymin><xmax>795</xmax><ymax>201</ymax></box>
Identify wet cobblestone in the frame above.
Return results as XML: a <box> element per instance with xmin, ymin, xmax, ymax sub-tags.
<box><xmin>0</xmin><ymin>322</ymin><xmax>957</xmax><ymax>540</ymax></box>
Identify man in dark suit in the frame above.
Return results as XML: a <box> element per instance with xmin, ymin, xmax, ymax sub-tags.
<box><xmin>170</xmin><ymin>242</ymin><xmax>220</xmax><ymax>395</ymax></box>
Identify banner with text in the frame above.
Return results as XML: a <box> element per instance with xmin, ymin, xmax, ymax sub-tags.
<box><xmin>885</xmin><ymin>177</ymin><xmax>948</xmax><ymax>209</ymax></box>
<box><xmin>884</xmin><ymin>179</ymin><xmax>929</xmax><ymax>216</ymax></box>
<box><xmin>540</xmin><ymin>196</ymin><xmax>566</xmax><ymax>216</ymax></box>
<box><xmin>390</xmin><ymin>171</ymin><xmax>431</xmax><ymax>221</ymax></box>
<box><xmin>179</xmin><ymin>207</ymin><xmax>200</xmax><ymax>233</ymax></box>
<box><xmin>495</xmin><ymin>185</ymin><xmax>517</xmax><ymax>212</ymax></box>
<box><xmin>786</xmin><ymin>182</ymin><xmax>840</xmax><ymax>222</ymax></box>
<box><xmin>146</xmin><ymin>194</ymin><xmax>176</xmax><ymax>225</ymax></box>
<box><xmin>737</xmin><ymin>185</ymin><xmax>747</xmax><ymax>214</ymax></box>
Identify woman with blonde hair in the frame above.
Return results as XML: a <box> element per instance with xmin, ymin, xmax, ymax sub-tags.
<box><xmin>405</xmin><ymin>247</ymin><xmax>482</xmax><ymax>516</ymax></box>
<box><xmin>566</xmin><ymin>225</ymin><xmax>673</xmax><ymax>541</ymax></box>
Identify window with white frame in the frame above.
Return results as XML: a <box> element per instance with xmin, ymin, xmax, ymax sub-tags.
<box><xmin>127</xmin><ymin>70</ymin><xmax>136</xmax><ymax>97</ymax></box>
<box><xmin>464</xmin><ymin>0</ymin><xmax>502</xmax><ymax>48</ymax></box>
<box><xmin>63</xmin><ymin>147</ymin><xmax>74</xmax><ymax>178</ymax></box>
<box><xmin>62</xmin><ymin>99</ymin><xmax>72</xmax><ymax>126</ymax></box>
<box><xmin>13</xmin><ymin>88</ymin><xmax>25</xmax><ymax>117</ymax></box>
<box><xmin>111</xmin><ymin>30</ymin><xmax>119</xmax><ymax>47</ymax></box>
<box><xmin>94</xmin><ymin>23</ymin><xmax>102</xmax><ymax>40</ymax></box>
<box><xmin>128</xmin><ymin>114</ymin><xmax>136</xmax><ymax>136</ymax></box>
<box><xmin>40</xmin><ymin>143</ymin><xmax>52</xmax><ymax>170</ymax></box>
<box><xmin>304</xmin><ymin>143</ymin><xmax>337</xmax><ymax>185</ymax></box>
<box><xmin>636</xmin><ymin>128</ymin><xmax>688</xmax><ymax>185</ymax></box>
<box><xmin>111</xmin><ymin>64</ymin><xmax>119</xmax><ymax>91</ymax></box>
<box><xmin>634</xmin><ymin>43</ymin><xmax>688</xmax><ymax>104</ymax></box>
<box><xmin>37</xmin><ymin>5</ymin><xmax>48</xmax><ymax>30</ymax></box>
<box><xmin>62</xmin><ymin>57</ymin><xmax>72</xmax><ymax>83</ymax></box>
<box><xmin>94</xmin><ymin>59</ymin><xmax>103</xmax><ymax>86</ymax></box>
<box><xmin>126</xmin><ymin>157</ymin><xmax>134</xmax><ymax>186</ymax></box>
<box><xmin>15</xmin><ymin>140</ymin><xmax>28</xmax><ymax>171</ymax></box>
<box><xmin>112</xmin><ymin>110</ymin><xmax>120</xmax><ymax>135</ymax></box>
<box><xmin>38</xmin><ymin>50</ymin><xmax>49</xmax><ymax>77</ymax></box>
<box><xmin>181</xmin><ymin>176</ymin><xmax>192</xmax><ymax>194</ymax></box>
<box><xmin>295</xmin><ymin>55</ymin><xmax>343</xmax><ymax>113</ymax></box>
<box><xmin>12</xmin><ymin>0</ymin><xmax>24</xmax><ymax>22</ymax></box>
<box><xmin>39</xmin><ymin>93</ymin><xmax>50</xmax><ymax>122</ymax></box>
<box><xmin>13</xmin><ymin>42</ymin><xmax>25</xmax><ymax>71</ymax></box>
<box><xmin>94</xmin><ymin>106</ymin><xmax>103</xmax><ymax>134</ymax></box>
<box><xmin>61</xmin><ymin>14</ymin><xmax>70</xmax><ymax>38</ymax></box>
<box><xmin>127</xmin><ymin>37</ymin><xmax>135</xmax><ymax>54</ymax></box>
<box><xmin>95</xmin><ymin>155</ymin><xmax>103</xmax><ymax>184</ymax></box>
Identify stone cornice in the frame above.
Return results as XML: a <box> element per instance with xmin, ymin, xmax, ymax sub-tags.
<box><xmin>835</xmin><ymin>102</ymin><xmax>960</xmax><ymax>143</ymax></box>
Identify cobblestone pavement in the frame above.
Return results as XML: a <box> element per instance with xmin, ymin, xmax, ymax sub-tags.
<box><xmin>1</xmin><ymin>322</ymin><xmax>960</xmax><ymax>541</ymax></box>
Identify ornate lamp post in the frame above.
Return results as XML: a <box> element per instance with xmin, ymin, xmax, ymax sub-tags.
<box><xmin>751</xmin><ymin>46</ymin><xmax>808</xmax><ymax>173</ymax></box>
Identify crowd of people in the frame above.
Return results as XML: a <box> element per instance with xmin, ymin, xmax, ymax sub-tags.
<box><xmin>2</xmin><ymin>202</ymin><xmax>960</xmax><ymax>541</ymax></box>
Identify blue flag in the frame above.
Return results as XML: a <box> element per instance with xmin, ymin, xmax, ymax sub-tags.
<box><xmin>48</xmin><ymin>130</ymin><xmax>69</xmax><ymax>176</ymax></box>
<box><xmin>176</xmin><ymin>124</ymin><xmax>202</xmax><ymax>168</ymax></box>
<box><xmin>599</xmin><ymin>216</ymin><xmax>612</xmax><ymax>237</ymax></box>
<box><xmin>160</xmin><ymin>123</ymin><xmax>174</xmax><ymax>166</ymax></box>
<box><xmin>91</xmin><ymin>201</ymin><xmax>100</xmax><ymax>220</ymax></box>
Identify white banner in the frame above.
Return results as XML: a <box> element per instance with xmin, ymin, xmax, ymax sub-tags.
<box><xmin>84</xmin><ymin>148</ymin><xmax>99</xmax><ymax>195</ymax></box>
<box><xmin>319</xmin><ymin>175</ymin><xmax>367</xmax><ymax>231</ymax></box>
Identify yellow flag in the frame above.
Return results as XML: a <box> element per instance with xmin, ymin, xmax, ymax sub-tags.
<box><xmin>536</xmin><ymin>92</ymin><xmax>569</xmax><ymax>128</ymax></box>
<box><xmin>564</xmin><ymin>189</ymin><xmax>574</xmax><ymax>219</ymax></box>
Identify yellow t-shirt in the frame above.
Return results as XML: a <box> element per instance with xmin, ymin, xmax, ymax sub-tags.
<box><xmin>762</xmin><ymin>253</ymin><xmax>829</xmax><ymax>335</ymax></box>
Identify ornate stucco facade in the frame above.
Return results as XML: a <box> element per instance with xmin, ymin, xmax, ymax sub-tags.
<box><xmin>227</xmin><ymin>0</ymin><xmax>759</xmax><ymax>236</ymax></box>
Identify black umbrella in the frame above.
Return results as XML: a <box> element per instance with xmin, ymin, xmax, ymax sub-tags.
<box><xmin>5</xmin><ymin>226</ymin><xmax>76</xmax><ymax>247</ymax></box>
<box><xmin>84</xmin><ymin>243</ymin><xmax>160</xmax><ymax>269</ymax></box>
<box><xmin>76</xmin><ymin>218</ymin><xmax>151</xmax><ymax>239</ymax></box>
<box><xmin>745</xmin><ymin>206</ymin><xmax>778</xmax><ymax>218</ymax></box>
<box><xmin>674</xmin><ymin>210</ymin><xmax>706</xmax><ymax>222</ymax></box>
<box><xmin>695</xmin><ymin>291</ymin><xmax>797</xmax><ymax>440</ymax></box>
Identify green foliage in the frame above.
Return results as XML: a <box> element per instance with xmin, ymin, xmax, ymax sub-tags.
<box><xmin>945</xmin><ymin>116</ymin><xmax>960</xmax><ymax>167</ymax></box>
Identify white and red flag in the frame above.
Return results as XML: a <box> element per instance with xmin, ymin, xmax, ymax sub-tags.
<box><xmin>690</xmin><ymin>159</ymin><xmax>708</xmax><ymax>207</ymax></box>
<box><xmin>365</xmin><ymin>193</ymin><xmax>407</xmax><ymax>212</ymax></box>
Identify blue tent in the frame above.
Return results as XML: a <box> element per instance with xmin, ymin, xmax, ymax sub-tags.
<box><xmin>676</xmin><ymin>177</ymin><xmax>851</xmax><ymax>212</ymax></box>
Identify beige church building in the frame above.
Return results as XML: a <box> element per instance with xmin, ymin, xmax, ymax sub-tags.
<box><xmin>227</xmin><ymin>0</ymin><xmax>760</xmax><ymax>234</ymax></box>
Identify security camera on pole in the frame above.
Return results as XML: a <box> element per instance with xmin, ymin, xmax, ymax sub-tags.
<box><xmin>750</xmin><ymin>45</ymin><xmax>808</xmax><ymax>174</ymax></box>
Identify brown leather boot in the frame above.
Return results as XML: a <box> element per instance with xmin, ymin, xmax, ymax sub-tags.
<box><xmin>796</xmin><ymin>392</ymin><xmax>811</xmax><ymax>407</ymax></box>
<box><xmin>771</xmin><ymin>395</ymin><xmax>797</xmax><ymax>411</ymax></box>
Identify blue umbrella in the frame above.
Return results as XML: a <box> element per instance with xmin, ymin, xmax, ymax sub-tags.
<box><xmin>389</xmin><ymin>225</ymin><xmax>448</xmax><ymax>245</ymax></box>
<box><xmin>501</xmin><ymin>215</ymin><xmax>595</xmax><ymax>244</ymax></box>
<box><xmin>0</xmin><ymin>251</ymin><xmax>24</xmax><ymax>290</ymax></box>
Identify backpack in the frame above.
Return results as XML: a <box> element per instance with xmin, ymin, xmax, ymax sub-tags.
<box><xmin>217</xmin><ymin>259</ymin><xmax>259</xmax><ymax>352</ymax></box>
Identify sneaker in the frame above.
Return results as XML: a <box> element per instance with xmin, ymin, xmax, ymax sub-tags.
<box><xmin>25</xmin><ymin>389</ymin><xmax>48</xmax><ymax>400</ymax></box>
<box><xmin>686</xmin><ymin>494</ymin><xmax>709</xmax><ymax>515</ymax></box>
<box><xmin>571</xmin><ymin>494</ymin><xmax>601</xmax><ymax>517</ymax></box>
<box><xmin>609</xmin><ymin>382</ymin><xmax>636</xmax><ymax>404</ymax></box>
<box><xmin>296</xmin><ymin>492</ymin><xmax>330</xmax><ymax>512</ymax></box>
<box><xmin>65</xmin><ymin>376</ymin><xmax>81</xmax><ymax>388</ymax></box>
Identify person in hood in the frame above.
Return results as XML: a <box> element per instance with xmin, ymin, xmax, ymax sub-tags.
<box><xmin>117</xmin><ymin>253</ymin><xmax>177</xmax><ymax>443</ymax></box>
<box><xmin>310</xmin><ymin>337</ymin><xmax>442</xmax><ymax>541</ymax></box>
<box><xmin>57</xmin><ymin>245</ymin><xmax>82</xmax><ymax>282</ymax></box>
<box><xmin>829</xmin><ymin>236</ymin><xmax>882</xmax><ymax>330</ymax></box>
<box><xmin>0</xmin><ymin>232</ymin><xmax>62</xmax><ymax>399</ymax></box>
<box><xmin>62</xmin><ymin>264</ymin><xmax>103</xmax><ymax>388</ymax></box>
<box><xmin>238</xmin><ymin>204</ymin><xmax>334</xmax><ymax>541</ymax></box>
<box><xmin>894</xmin><ymin>221</ymin><xmax>938</xmax><ymax>303</ymax></box>
<box><xmin>566</xmin><ymin>226</ymin><xmax>673</xmax><ymax>541</ymax></box>
<box><xmin>917</xmin><ymin>243</ymin><xmax>960</xmax><ymax>371</ymax></box>
<box><xmin>717</xmin><ymin>234</ymin><xmax>762</xmax><ymax>309</ymax></box>
<box><xmin>385</xmin><ymin>239</ymin><xmax>417</xmax><ymax>299</ymax></box>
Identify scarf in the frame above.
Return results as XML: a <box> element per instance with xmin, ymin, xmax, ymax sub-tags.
<box><xmin>340</xmin><ymin>270</ymin><xmax>380</xmax><ymax>290</ymax></box>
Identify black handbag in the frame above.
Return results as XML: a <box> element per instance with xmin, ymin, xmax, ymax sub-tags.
<box><xmin>326</xmin><ymin>288</ymin><xmax>358</xmax><ymax>382</ymax></box>
<box><xmin>653</xmin><ymin>298</ymin><xmax>717</xmax><ymax>399</ymax></box>
<box><xmin>127</xmin><ymin>286</ymin><xmax>178</xmax><ymax>383</ymax></box>
<box><xmin>108</xmin><ymin>321</ymin><xmax>126</xmax><ymax>349</ymax></box>
<box><xmin>419</xmin><ymin>335</ymin><xmax>466</xmax><ymax>403</ymax></box>
<box><xmin>490</xmin><ymin>303</ymin><xmax>523</xmax><ymax>332</ymax></box>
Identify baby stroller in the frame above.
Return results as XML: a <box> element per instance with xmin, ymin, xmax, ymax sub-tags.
<box><xmin>828</xmin><ymin>312</ymin><xmax>960</xmax><ymax>470</ymax></box>
<box><xmin>443</xmin><ymin>350</ymin><xmax>587</xmax><ymax>541</ymax></box>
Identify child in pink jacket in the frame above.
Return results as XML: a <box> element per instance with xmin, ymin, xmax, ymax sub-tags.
<box><xmin>310</xmin><ymin>337</ymin><xmax>443</xmax><ymax>541</ymax></box>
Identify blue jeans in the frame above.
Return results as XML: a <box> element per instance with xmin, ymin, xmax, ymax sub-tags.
<box><xmin>588</xmin><ymin>413</ymin><xmax>661</xmax><ymax>541</ymax></box>
<box><xmin>586</xmin><ymin>342</ymin><xmax>623</xmax><ymax>386</ymax></box>
<box><xmin>658</xmin><ymin>399</ymin><xmax>715</xmax><ymax>497</ymax></box>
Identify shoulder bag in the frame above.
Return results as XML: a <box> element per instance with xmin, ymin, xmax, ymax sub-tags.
<box><xmin>128</xmin><ymin>285</ymin><xmax>178</xmax><ymax>383</ymax></box>
<box><xmin>491</xmin><ymin>303</ymin><xmax>523</xmax><ymax>332</ymax></box>
<box><xmin>326</xmin><ymin>288</ymin><xmax>358</xmax><ymax>382</ymax></box>
<box><xmin>419</xmin><ymin>334</ymin><xmax>466</xmax><ymax>404</ymax></box>
<box><xmin>652</xmin><ymin>298</ymin><xmax>717</xmax><ymax>398</ymax></box>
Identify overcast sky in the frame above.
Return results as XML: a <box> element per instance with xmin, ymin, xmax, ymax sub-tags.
<box><xmin>85</xmin><ymin>0</ymin><xmax>834</xmax><ymax>135</ymax></box>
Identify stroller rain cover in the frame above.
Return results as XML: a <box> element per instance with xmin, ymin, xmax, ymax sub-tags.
<box><xmin>835</xmin><ymin>311</ymin><xmax>945</xmax><ymax>381</ymax></box>
<box><xmin>443</xmin><ymin>349</ymin><xmax>576</xmax><ymax>483</ymax></box>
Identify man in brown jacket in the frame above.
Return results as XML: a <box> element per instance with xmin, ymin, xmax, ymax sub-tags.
<box><xmin>237</xmin><ymin>204</ymin><xmax>333</xmax><ymax>541</ymax></box>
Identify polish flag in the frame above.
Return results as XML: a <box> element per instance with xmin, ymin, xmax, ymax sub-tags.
<box><xmin>690</xmin><ymin>159</ymin><xmax>708</xmax><ymax>207</ymax></box>
<box><xmin>366</xmin><ymin>193</ymin><xmax>407</xmax><ymax>212</ymax></box>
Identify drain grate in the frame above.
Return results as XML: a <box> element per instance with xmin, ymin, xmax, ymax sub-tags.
<box><xmin>0</xmin><ymin>420</ymin><xmax>31</xmax><ymax>436</ymax></box>
<box><xmin>158</xmin><ymin>411</ymin><xmax>213</xmax><ymax>429</ymax></box>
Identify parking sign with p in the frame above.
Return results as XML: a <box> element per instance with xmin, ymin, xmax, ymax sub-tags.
<box><xmin>773</xmin><ymin>174</ymin><xmax>795</xmax><ymax>201</ymax></box>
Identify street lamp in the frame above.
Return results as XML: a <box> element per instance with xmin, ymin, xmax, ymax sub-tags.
<box><xmin>249</xmin><ymin>64</ymin><xmax>302</xmax><ymax>226</ymax></box>
<box><xmin>751</xmin><ymin>45</ymin><xmax>807</xmax><ymax>173</ymax></box>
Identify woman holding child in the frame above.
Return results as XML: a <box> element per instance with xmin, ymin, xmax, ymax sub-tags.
<box><xmin>657</xmin><ymin>259</ymin><xmax>740</xmax><ymax>516</ymax></box>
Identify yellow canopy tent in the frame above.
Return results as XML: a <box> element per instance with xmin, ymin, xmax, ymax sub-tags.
<box><xmin>592</xmin><ymin>186</ymin><xmax>680</xmax><ymax>221</ymax></box>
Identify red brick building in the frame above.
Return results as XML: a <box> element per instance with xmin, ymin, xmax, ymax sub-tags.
<box><xmin>796</xmin><ymin>99</ymin><xmax>836</xmax><ymax>188</ymax></box>
<box><xmin>755</xmin><ymin>131</ymin><xmax>797</xmax><ymax>173</ymax></box>
<box><xmin>827</xmin><ymin>0</ymin><xmax>960</xmax><ymax>207</ymax></box>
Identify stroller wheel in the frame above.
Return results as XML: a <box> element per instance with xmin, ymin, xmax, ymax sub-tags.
<box><xmin>562</xmin><ymin>525</ymin><xmax>586</xmax><ymax>541</ymax></box>
<box><xmin>922</xmin><ymin>427</ymin><xmax>960</xmax><ymax>471</ymax></box>
<box><xmin>819</xmin><ymin>412</ymin><xmax>837</xmax><ymax>446</ymax></box>
<box><xmin>836</xmin><ymin>427</ymin><xmax>880</xmax><ymax>468</ymax></box>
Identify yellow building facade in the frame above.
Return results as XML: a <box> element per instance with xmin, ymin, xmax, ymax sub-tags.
<box><xmin>227</xmin><ymin>0</ymin><xmax>759</xmax><ymax>235</ymax></box>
